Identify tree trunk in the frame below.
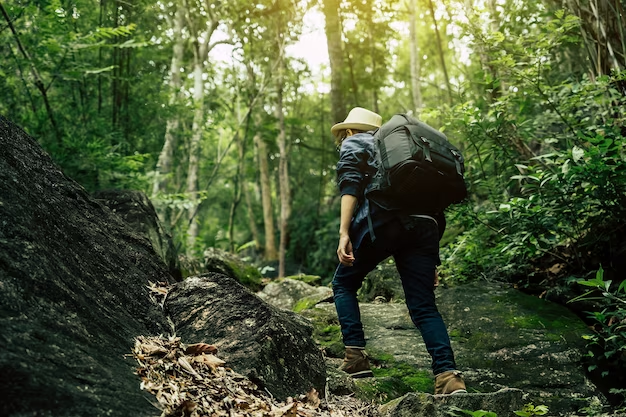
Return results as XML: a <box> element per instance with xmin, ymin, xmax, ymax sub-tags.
<box><xmin>408</xmin><ymin>0</ymin><xmax>423</xmax><ymax>114</ymax></box>
<box><xmin>112</xmin><ymin>2</ymin><xmax>119</xmax><ymax>127</ymax></box>
<box><xmin>487</xmin><ymin>0</ymin><xmax>504</xmax><ymax>98</ymax></box>
<box><xmin>276</xmin><ymin>55</ymin><xmax>291</xmax><ymax>279</ymax></box>
<box><xmin>228</xmin><ymin>112</ymin><xmax>248</xmax><ymax>253</ymax></box>
<box><xmin>322</xmin><ymin>0</ymin><xmax>346</xmax><ymax>123</ymax></box>
<box><xmin>243</xmin><ymin>180</ymin><xmax>261</xmax><ymax>251</ymax></box>
<box><xmin>427</xmin><ymin>0</ymin><xmax>453</xmax><ymax>105</ymax></box>
<box><xmin>368</xmin><ymin>26</ymin><xmax>380</xmax><ymax>114</ymax></box>
<box><xmin>98</xmin><ymin>0</ymin><xmax>105</xmax><ymax>114</ymax></box>
<box><xmin>185</xmin><ymin>39</ymin><xmax>206</xmax><ymax>253</ymax></box>
<box><xmin>153</xmin><ymin>4</ymin><xmax>184</xmax><ymax>199</ymax></box>
<box><xmin>255</xmin><ymin>132</ymin><xmax>278</xmax><ymax>261</ymax></box>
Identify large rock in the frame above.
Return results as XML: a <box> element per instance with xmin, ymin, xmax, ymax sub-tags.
<box><xmin>438</xmin><ymin>281</ymin><xmax>598</xmax><ymax>413</ymax></box>
<box><xmin>257</xmin><ymin>278</ymin><xmax>333</xmax><ymax>311</ymax></box>
<box><xmin>94</xmin><ymin>189</ymin><xmax>181</xmax><ymax>281</ymax></box>
<box><xmin>315</xmin><ymin>281</ymin><xmax>600</xmax><ymax>415</ymax></box>
<box><xmin>379</xmin><ymin>388</ymin><xmax>525</xmax><ymax>417</ymax></box>
<box><xmin>358</xmin><ymin>262</ymin><xmax>405</xmax><ymax>303</ymax></box>
<box><xmin>0</xmin><ymin>116</ymin><xmax>172</xmax><ymax>416</ymax></box>
<box><xmin>203</xmin><ymin>247</ymin><xmax>262</xmax><ymax>290</ymax></box>
<box><xmin>164</xmin><ymin>273</ymin><xmax>327</xmax><ymax>401</ymax></box>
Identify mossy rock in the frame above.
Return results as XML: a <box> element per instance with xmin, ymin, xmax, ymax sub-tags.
<box><xmin>354</xmin><ymin>376</ymin><xmax>414</xmax><ymax>404</ymax></box>
<box><xmin>203</xmin><ymin>247</ymin><xmax>262</xmax><ymax>291</ymax></box>
<box><xmin>358</xmin><ymin>348</ymin><xmax>434</xmax><ymax>403</ymax></box>
<box><xmin>300</xmin><ymin>307</ymin><xmax>344</xmax><ymax>358</ymax></box>
<box><xmin>351</xmin><ymin>349</ymin><xmax>433</xmax><ymax>404</ymax></box>
<box><xmin>285</xmin><ymin>274</ymin><xmax>322</xmax><ymax>286</ymax></box>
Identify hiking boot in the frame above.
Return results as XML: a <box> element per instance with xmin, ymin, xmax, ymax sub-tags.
<box><xmin>339</xmin><ymin>347</ymin><xmax>374</xmax><ymax>378</ymax></box>
<box><xmin>434</xmin><ymin>370</ymin><xmax>467</xmax><ymax>395</ymax></box>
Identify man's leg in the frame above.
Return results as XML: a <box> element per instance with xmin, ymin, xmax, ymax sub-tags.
<box><xmin>332</xmin><ymin>238</ymin><xmax>387</xmax><ymax>347</ymax></box>
<box><xmin>332</xmin><ymin>237</ymin><xmax>388</xmax><ymax>378</ymax></box>
<box><xmin>392</xmin><ymin>220</ymin><xmax>457</xmax><ymax>376</ymax></box>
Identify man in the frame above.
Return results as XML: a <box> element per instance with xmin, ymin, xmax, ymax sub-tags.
<box><xmin>331</xmin><ymin>107</ymin><xmax>466</xmax><ymax>395</ymax></box>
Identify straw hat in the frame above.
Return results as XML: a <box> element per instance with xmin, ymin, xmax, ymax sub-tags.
<box><xmin>330</xmin><ymin>107</ymin><xmax>382</xmax><ymax>138</ymax></box>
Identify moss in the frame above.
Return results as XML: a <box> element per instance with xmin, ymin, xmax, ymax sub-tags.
<box><xmin>354</xmin><ymin>377</ymin><xmax>414</xmax><ymax>403</ymax></box>
<box><xmin>293</xmin><ymin>297</ymin><xmax>319</xmax><ymax>313</ymax></box>
<box><xmin>449</xmin><ymin>329</ymin><xmax>462</xmax><ymax>338</ymax></box>
<box><xmin>350</xmin><ymin>349</ymin><xmax>435</xmax><ymax>403</ymax></box>
<box><xmin>227</xmin><ymin>261</ymin><xmax>262</xmax><ymax>291</ymax></box>
<box><xmin>491</xmin><ymin>292</ymin><xmax>586</xmax><ymax>343</ymax></box>
<box><xmin>371</xmin><ymin>362</ymin><xmax>433</xmax><ymax>393</ymax></box>
<box><xmin>303</xmin><ymin>309</ymin><xmax>344</xmax><ymax>358</ymax></box>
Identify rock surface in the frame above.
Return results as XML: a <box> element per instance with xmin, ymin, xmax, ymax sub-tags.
<box><xmin>164</xmin><ymin>273</ymin><xmax>327</xmax><ymax>401</ymax></box>
<box><xmin>257</xmin><ymin>278</ymin><xmax>333</xmax><ymax>311</ymax></box>
<box><xmin>358</xmin><ymin>262</ymin><xmax>405</xmax><ymax>303</ymax></box>
<box><xmin>0</xmin><ymin>116</ymin><xmax>172</xmax><ymax>416</ymax></box>
<box><xmin>94</xmin><ymin>189</ymin><xmax>181</xmax><ymax>281</ymax></box>
<box><xmin>439</xmin><ymin>281</ymin><xmax>596</xmax><ymax>413</ymax></box>
<box><xmin>379</xmin><ymin>388</ymin><xmax>525</xmax><ymax>417</ymax></box>
<box><xmin>315</xmin><ymin>280</ymin><xmax>599</xmax><ymax>415</ymax></box>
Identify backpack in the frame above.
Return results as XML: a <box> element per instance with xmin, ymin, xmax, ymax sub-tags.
<box><xmin>365</xmin><ymin>114</ymin><xmax>467</xmax><ymax>214</ymax></box>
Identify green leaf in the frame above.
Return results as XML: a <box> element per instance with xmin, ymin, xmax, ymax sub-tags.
<box><xmin>596</xmin><ymin>266</ymin><xmax>604</xmax><ymax>280</ymax></box>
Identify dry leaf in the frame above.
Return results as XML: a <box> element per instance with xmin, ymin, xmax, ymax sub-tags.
<box><xmin>185</xmin><ymin>343</ymin><xmax>218</xmax><ymax>356</ymax></box>
<box><xmin>272</xmin><ymin>402</ymin><xmax>298</xmax><ymax>417</ymax></box>
<box><xmin>141</xmin><ymin>342</ymin><xmax>168</xmax><ymax>357</ymax></box>
<box><xmin>177</xmin><ymin>357</ymin><xmax>200</xmax><ymax>378</ymax></box>
<box><xmin>305</xmin><ymin>389</ymin><xmax>320</xmax><ymax>408</ymax></box>
<box><xmin>193</xmin><ymin>353</ymin><xmax>226</xmax><ymax>371</ymax></box>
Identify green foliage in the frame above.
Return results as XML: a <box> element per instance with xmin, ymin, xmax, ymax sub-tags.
<box><xmin>569</xmin><ymin>267</ymin><xmax>626</xmax><ymax>381</ymax></box>
<box><xmin>288</xmin><ymin>200</ymin><xmax>341</xmax><ymax>284</ymax></box>
<box><xmin>514</xmin><ymin>403</ymin><xmax>549</xmax><ymax>416</ymax></box>
<box><xmin>441</xmin><ymin>62</ymin><xmax>626</xmax><ymax>286</ymax></box>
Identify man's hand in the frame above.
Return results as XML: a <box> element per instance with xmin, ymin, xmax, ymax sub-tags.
<box><xmin>337</xmin><ymin>234</ymin><xmax>355</xmax><ymax>266</ymax></box>
<box><xmin>434</xmin><ymin>268</ymin><xmax>440</xmax><ymax>287</ymax></box>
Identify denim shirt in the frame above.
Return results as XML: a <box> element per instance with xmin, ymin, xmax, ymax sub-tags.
<box><xmin>336</xmin><ymin>132</ymin><xmax>396</xmax><ymax>249</ymax></box>
<box><xmin>336</xmin><ymin>132</ymin><xmax>446</xmax><ymax>251</ymax></box>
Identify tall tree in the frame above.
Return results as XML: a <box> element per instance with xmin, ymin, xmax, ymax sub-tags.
<box><xmin>254</xmin><ymin>131</ymin><xmax>278</xmax><ymax>260</ymax></box>
<box><xmin>152</xmin><ymin>3</ymin><xmax>185</xmax><ymax>201</ymax></box>
<box><xmin>322</xmin><ymin>0</ymin><xmax>347</xmax><ymax>123</ymax></box>
<box><xmin>427</xmin><ymin>0</ymin><xmax>453</xmax><ymax>105</ymax></box>
<box><xmin>275</xmin><ymin>44</ymin><xmax>290</xmax><ymax>278</ymax></box>
<box><xmin>183</xmin><ymin>0</ymin><xmax>231</xmax><ymax>252</ymax></box>
<box><xmin>408</xmin><ymin>0</ymin><xmax>423</xmax><ymax>113</ymax></box>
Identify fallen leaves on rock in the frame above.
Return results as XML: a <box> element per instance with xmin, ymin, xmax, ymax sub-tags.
<box><xmin>133</xmin><ymin>335</ymin><xmax>379</xmax><ymax>417</ymax></box>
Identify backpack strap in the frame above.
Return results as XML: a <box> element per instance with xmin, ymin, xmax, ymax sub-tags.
<box><xmin>367</xmin><ymin>206</ymin><xmax>376</xmax><ymax>242</ymax></box>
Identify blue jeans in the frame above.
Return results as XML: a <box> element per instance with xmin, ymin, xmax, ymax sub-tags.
<box><xmin>331</xmin><ymin>217</ymin><xmax>456</xmax><ymax>375</ymax></box>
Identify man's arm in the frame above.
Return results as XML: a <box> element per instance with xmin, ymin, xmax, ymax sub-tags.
<box><xmin>337</xmin><ymin>194</ymin><xmax>358</xmax><ymax>266</ymax></box>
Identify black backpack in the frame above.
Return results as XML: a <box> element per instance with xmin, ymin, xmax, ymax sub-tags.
<box><xmin>366</xmin><ymin>114</ymin><xmax>467</xmax><ymax>214</ymax></box>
